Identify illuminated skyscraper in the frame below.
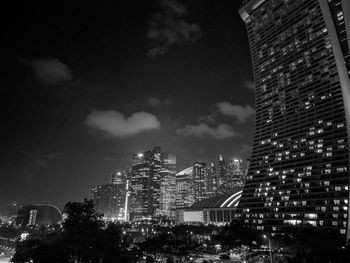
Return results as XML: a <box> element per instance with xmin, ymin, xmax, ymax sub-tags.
<box><xmin>193</xmin><ymin>162</ymin><xmax>208</xmax><ymax>202</ymax></box>
<box><xmin>160</xmin><ymin>153</ymin><xmax>177</xmax><ymax>218</ymax></box>
<box><xmin>217</xmin><ymin>155</ymin><xmax>245</xmax><ymax>193</ymax></box>
<box><xmin>91</xmin><ymin>182</ymin><xmax>127</xmax><ymax>221</ymax></box>
<box><xmin>238</xmin><ymin>0</ymin><xmax>350</xmax><ymax>240</ymax></box>
<box><xmin>129</xmin><ymin>147</ymin><xmax>176</xmax><ymax>221</ymax></box>
<box><xmin>217</xmin><ymin>154</ymin><xmax>228</xmax><ymax>191</ymax></box>
<box><xmin>175</xmin><ymin>166</ymin><xmax>195</xmax><ymax>209</ymax></box>
<box><xmin>227</xmin><ymin>158</ymin><xmax>246</xmax><ymax>188</ymax></box>
<box><xmin>207</xmin><ymin>162</ymin><xmax>219</xmax><ymax>197</ymax></box>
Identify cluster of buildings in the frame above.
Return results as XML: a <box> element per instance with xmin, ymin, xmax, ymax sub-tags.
<box><xmin>91</xmin><ymin>147</ymin><xmax>246</xmax><ymax>223</ymax></box>
<box><xmin>91</xmin><ymin>0</ymin><xmax>350</xmax><ymax>242</ymax></box>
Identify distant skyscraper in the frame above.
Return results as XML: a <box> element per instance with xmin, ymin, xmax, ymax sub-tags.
<box><xmin>239</xmin><ymin>0</ymin><xmax>350</xmax><ymax>240</ymax></box>
<box><xmin>129</xmin><ymin>147</ymin><xmax>176</xmax><ymax>221</ymax></box>
<box><xmin>217</xmin><ymin>154</ymin><xmax>228</xmax><ymax>191</ymax></box>
<box><xmin>110</xmin><ymin>171</ymin><xmax>126</xmax><ymax>185</ymax></box>
<box><xmin>160</xmin><ymin>153</ymin><xmax>177</xmax><ymax>218</ymax></box>
<box><xmin>9</xmin><ymin>201</ymin><xmax>22</xmax><ymax>221</ymax></box>
<box><xmin>91</xmin><ymin>183</ymin><xmax>127</xmax><ymax>221</ymax></box>
<box><xmin>175</xmin><ymin>166</ymin><xmax>195</xmax><ymax>209</ymax></box>
<box><xmin>227</xmin><ymin>158</ymin><xmax>246</xmax><ymax>189</ymax></box>
<box><xmin>193</xmin><ymin>162</ymin><xmax>208</xmax><ymax>202</ymax></box>
<box><xmin>207</xmin><ymin>162</ymin><xmax>219</xmax><ymax>197</ymax></box>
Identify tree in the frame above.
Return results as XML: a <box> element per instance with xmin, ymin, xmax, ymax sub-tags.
<box><xmin>140</xmin><ymin>234</ymin><xmax>204</xmax><ymax>263</ymax></box>
<box><xmin>62</xmin><ymin>199</ymin><xmax>104</xmax><ymax>263</ymax></box>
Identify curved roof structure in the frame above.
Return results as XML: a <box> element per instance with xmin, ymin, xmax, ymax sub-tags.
<box><xmin>189</xmin><ymin>189</ymin><xmax>242</xmax><ymax>209</ymax></box>
<box><xmin>16</xmin><ymin>204</ymin><xmax>62</xmax><ymax>226</ymax></box>
<box><xmin>176</xmin><ymin>166</ymin><xmax>193</xmax><ymax>176</ymax></box>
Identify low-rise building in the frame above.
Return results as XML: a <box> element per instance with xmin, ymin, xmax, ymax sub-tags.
<box><xmin>177</xmin><ymin>189</ymin><xmax>242</xmax><ymax>225</ymax></box>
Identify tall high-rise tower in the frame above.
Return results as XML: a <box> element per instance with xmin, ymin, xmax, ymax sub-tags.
<box><xmin>193</xmin><ymin>162</ymin><xmax>208</xmax><ymax>202</ymax></box>
<box><xmin>175</xmin><ymin>166</ymin><xmax>195</xmax><ymax>209</ymax></box>
<box><xmin>160</xmin><ymin>153</ymin><xmax>177</xmax><ymax>218</ymax></box>
<box><xmin>129</xmin><ymin>147</ymin><xmax>176</xmax><ymax>221</ymax></box>
<box><xmin>239</xmin><ymin>0</ymin><xmax>350</xmax><ymax>241</ymax></box>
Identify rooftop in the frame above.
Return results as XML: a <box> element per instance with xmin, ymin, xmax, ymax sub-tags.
<box><xmin>189</xmin><ymin>189</ymin><xmax>243</xmax><ymax>209</ymax></box>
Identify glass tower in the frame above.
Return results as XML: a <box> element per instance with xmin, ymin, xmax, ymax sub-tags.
<box><xmin>129</xmin><ymin>147</ymin><xmax>176</xmax><ymax>221</ymax></box>
<box><xmin>238</xmin><ymin>0</ymin><xmax>350</xmax><ymax>241</ymax></box>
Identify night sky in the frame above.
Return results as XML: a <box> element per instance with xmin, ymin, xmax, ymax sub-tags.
<box><xmin>1</xmin><ymin>0</ymin><xmax>255</xmax><ymax>210</ymax></box>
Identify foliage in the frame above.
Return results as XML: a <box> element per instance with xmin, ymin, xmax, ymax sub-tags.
<box><xmin>213</xmin><ymin>220</ymin><xmax>260</xmax><ymax>247</ymax></box>
<box><xmin>11</xmin><ymin>199</ymin><xmax>132</xmax><ymax>263</ymax></box>
<box><xmin>140</xmin><ymin>233</ymin><xmax>204</xmax><ymax>262</ymax></box>
<box><xmin>219</xmin><ymin>253</ymin><xmax>230</xmax><ymax>260</ymax></box>
<box><xmin>285</xmin><ymin>231</ymin><xmax>350</xmax><ymax>263</ymax></box>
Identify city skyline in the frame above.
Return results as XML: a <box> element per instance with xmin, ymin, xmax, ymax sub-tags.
<box><xmin>1</xmin><ymin>1</ymin><xmax>255</xmax><ymax>210</ymax></box>
<box><xmin>90</xmin><ymin>147</ymin><xmax>246</xmax><ymax>223</ymax></box>
<box><xmin>2</xmin><ymin>0</ymin><xmax>350</xmax><ymax>261</ymax></box>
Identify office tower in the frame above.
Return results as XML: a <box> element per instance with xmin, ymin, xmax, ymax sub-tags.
<box><xmin>193</xmin><ymin>162</ymin><xmax>208</xmax><ymax>202</ymax></box>
<box><xmin>227</xmin><ymin>158</ymin><xmax>246</xmax><ymax>188</ymax></box>
<box><xmin>129</xmin><ymin>151</ymin><xmax>152</xmax><ymax>221</ymax></box>
<box><xmin>207</xmin><ymin>162</ymin><xmax>219</xmax><ymax>197</ymax></box>
<box><xmin>16</xmin><ymin>204</ymin><xmax>61</xmax><ymax>226</ymax></box>
<box><xmin>217</xmin><ymin>154</ymin><xmax>228</xmax><ymax>192</ymax></box>
<box><xmin>129</xmin><ymin>147</ymin><xmax>176</xmax><ymax>221</ymax></box>
<box><xmin>91</xmin><ymin>182</ymin><xmax>127</xmax><ymax>221</ymax></box>
<box><xmin>238</xmin><ymin>0</ymin><xmax>350</xmax><ymax>240</ymax></box>
<box><xmin>217</xmin><ymin>155</ymin><xmax>244</xmax><ymax>193</ymax></box>
<box><xmin>175</xmin><ymin>166</ymin><xmax>195</xmax><ymax>209</ymax></box>
<box><xmin>9</xmin><ymin>201</ymin><xmax>22</xmax><ymax>221</ymax></box>
<box><xmin>160</xmin><ymin>153</ymin><xmax>177</xmax><ymax>218</ymax></box>
<box><xmin>110</xmin><ymin>171</ymin><xmax>126</xmax><ymax>185</ymax></box>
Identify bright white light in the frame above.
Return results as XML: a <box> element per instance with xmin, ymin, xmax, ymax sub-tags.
<box><xmin>137</xmin><ymin>153</ymin><xmax>143</xmax><ymax>157</ymax></box>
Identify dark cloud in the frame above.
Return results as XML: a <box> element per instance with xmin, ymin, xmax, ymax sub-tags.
<box><xmin>177</xmin><ymin>122</ymin><xmax>237</xmax><ymax>139</ymax></box>
<box><xmin>217</xmin><ymin>102</ymin><xmax>255</xmax><ymax>122</ymax></box>
<box><xmin>27</xmin><ymin>151</ymin><xmax>58</xmax><ymax>169</ymax></box>
<box><xmin>244</xmin><ymin>80</ymin><xmax>255</xmax><ymax>90</ymax></box>
<box><xmin>86</xmin><ymin>110</ymin><xmax>160</xmax><ymax>137</ymax></box>
<box><xmin>145</xmin><ymin>96</ymin><xmax>172</xmax><ymax>107</ymax></box>
<box><xmin>197</xmin><ymin>112</ymin><xmax>217</xmax><ymax>124</ymax></box>
<box><xmin>19</xmin><ymin>57</ymin><xmax>72</xmax><ymax>85</ymax></box>
<box><xmin>147</xmin><ymin>0</ymin><xmax>201</xmax><ymax>57</ymax></box>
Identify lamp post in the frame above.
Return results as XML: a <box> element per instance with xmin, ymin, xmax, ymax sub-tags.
<box><xmin>263</xmin><ymin>234</ymin><xmax>273</xmax><ymax>263</ymax></box>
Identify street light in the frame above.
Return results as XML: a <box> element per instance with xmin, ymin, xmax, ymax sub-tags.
<box><xmin>263</xmin><ymin>234</ymin><xmax>273</xmax><ymax>263</ymax></box>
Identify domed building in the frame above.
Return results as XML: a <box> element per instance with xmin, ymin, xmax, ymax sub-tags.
<box><xmin>16</xmin><ymin>204</ymin><xmax>62</xmax><ymax>226</ymax></box>
<box><xmin>177</xmin><ymin>188</ymin><xmax>243</xmax><ymax>225</ymax></box>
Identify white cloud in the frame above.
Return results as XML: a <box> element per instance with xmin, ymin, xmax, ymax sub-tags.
<box><xmin>19</xmin><ymin>57</ymin><xmax>72</xmax><ymax>84</ymax></box>
<box><xmin>86</xmin><ymin>110</ymin><xmax>160</xmax><ymax>137</ymax></box>
<box><xmin>177</xmin><ymin>123</ymin><xmax>237</xmax><ymax>139</ymax></box>
<box><xmin>217</xmin><ymin>102</ymin><xmax>255</xmax><ymax>122</ymax></box>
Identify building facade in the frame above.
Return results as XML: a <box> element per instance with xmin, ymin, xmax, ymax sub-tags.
<box><xmin>238</xmin><ymin>0</ymin><xmax>350</xmax><ymax>241</ymax></box>
<box><xmin>227</xmin><ymin>158</ymin><xmax>246</xmax><ymax>189</ymax></box>
<box><xmin>193</xmin><ymin>162</ymin><xmax>208</xmax><ymax>202</ymax></box>
<box><xmin>160</xmin><ymin>153</ymin><xmax>177</xmax><ymax>218</ymax></box>
<box><xmin>217</xmin><ymin>155</ymin><xmax>246</xmax><ymax>194</ymax></box>
<box><xmin>175</xmin><ymin>166</ymin><xmax>195</xmax><ymax>209</ymax></box>
<box><xmin>129</xmin><ymin>147</ymin><xmax>176</xmax><ymax>221</ymax></box>
<box><xmin>207</xmin><ymin>162</ymin><xmax>219</xmax><ymax>197</ymax></box>
<box><xmin>91</xmin><ymin>182</ymin><xmax>127</xmax><ymax>221</ymax></box>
